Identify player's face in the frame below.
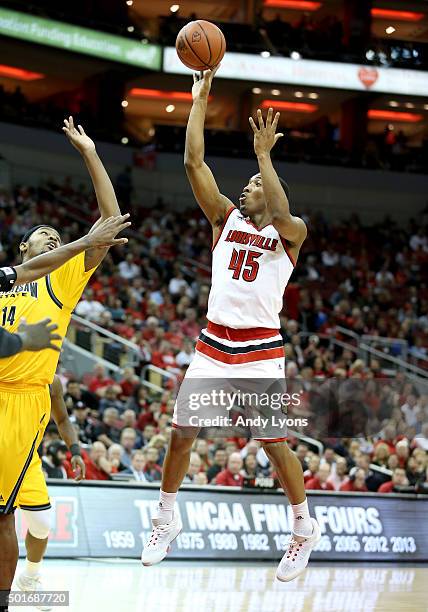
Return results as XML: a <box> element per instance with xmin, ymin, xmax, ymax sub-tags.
<box><xmin>239</xmin><ymin>174</ymin><xmax>265</xmax><ymax>216</ymax></box>
<box><xmin>24</xmin><ymin>227</ymin><xmax>61</xmax><ymax>259</ymax></box>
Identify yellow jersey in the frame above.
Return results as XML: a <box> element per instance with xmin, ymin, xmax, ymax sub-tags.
<box><xmin>0</xmin><ymin>252</ymin><xmax>97</xmax><ymax>385</ymax></box>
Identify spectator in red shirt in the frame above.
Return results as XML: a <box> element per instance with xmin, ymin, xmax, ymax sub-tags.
<box><xmin>143</xmin><ymin>447</ymin><xmax>162</xmax><ymax>482</ymax></box>
<box><xmin>395</xmin><ymin>439</ymin><xmax>410</xmax><ymax>468</ymax></box>
<box><xmin>378</xmin><ymin>468</ymin><xmax>409</xmax><ymax>493</ymax></box>
<box><xmin>151</xmin><ymin>340</ymin><xmax>179</xmax><ymax>373</ymax></box>
<box><xmin>87</xmin><ymin>364</ymin><xmax>116</xmax><ymax>397</ymax></box>
<box><xmin>119</xmin><ymin>366</ymin><xmax>139</xmax><ymax>400</ymax></box>
<box><xmin>303</xmin><ymin>455</ymin><xmax>320</xmax><ymax>483</ymax></box>
<box><xmin>375</xmin><ymin>424</ymin><xmax>397</xmax><ymax>455</ymax></box>
<box><xmin>215</xmin><ymin>453</ymin><xmax>244</xmax><ymax>487</ymax></box>
<box><xmin>179</xmin><ymin>308</ymin><xmax>200</xmax><ymax>340</ymax></box>
<box><xmin>85</xmin><ymin>441</ymin><xmax>116</xmax><ymax>480</ymax></box>
<box><xmin>339</xmin><ymin>468</ymin><xmax>368</xmax><ymax>492</ymax></box>
<box><xmin>305</xmin><ymin>464</ymin><xmax>335</xmax><ymax>491</ymax></box>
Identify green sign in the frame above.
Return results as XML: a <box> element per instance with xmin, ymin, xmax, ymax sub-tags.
<box><xmin>0</xmin><ymin>8</ymin><xmax>161</xmax><ymax>70</ymax></box>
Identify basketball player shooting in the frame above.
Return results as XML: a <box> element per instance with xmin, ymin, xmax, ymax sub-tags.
<box><xmin>141</xmin><ymin>68</ymin><xmax>320</xmax><ymax>581</ymax></box>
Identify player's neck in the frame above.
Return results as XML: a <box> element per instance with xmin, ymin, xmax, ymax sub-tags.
<box><xmin>249</xmin><ymin>211</ymin><xmax>271</xmax><ymax>229</ymax></box>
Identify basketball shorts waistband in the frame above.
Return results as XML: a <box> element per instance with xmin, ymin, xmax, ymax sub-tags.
<box><xmin>196</xmin><ymin>323</ymin><xmax>285</xmax><ymax>365</ymax></box>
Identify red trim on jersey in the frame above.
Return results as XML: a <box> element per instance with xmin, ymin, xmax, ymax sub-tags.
<box><xmin>206</xmin><ymin>320</ymin><xmax>279</xmax><ymax>341</ymax></box>
<box><xmin>279</xmin><ymin>236</ymin><xmax>296</xmax><ymax>267</ymax></box>
<box><xmin>211</xmin><ymin>206</ymin><xmax>237</xmax><ymax>252</ymax></box>
<box><xmin>196</xmin><ymin>339</ymin><xmax>284</xmax><ymax>364</ymax></box>
<box><xmin>244</xmin><ymin>218</ymin><xmax>274</xmax><ymax>232</ymax></box>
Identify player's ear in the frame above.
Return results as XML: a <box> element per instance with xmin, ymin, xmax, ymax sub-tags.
<box><xmin>19</xmin><ymin>241</ymin><xmax>27</xmax><ymax>256</ymax></box>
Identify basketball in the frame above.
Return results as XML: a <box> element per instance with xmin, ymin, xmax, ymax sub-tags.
<box><xmin>176</xmin><ymin>20</ymin><xmax>226</xmax><ymax>71</ymax></box>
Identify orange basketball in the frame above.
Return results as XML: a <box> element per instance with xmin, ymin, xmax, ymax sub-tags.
<box><xmin>176</xmin><ymin>20</ymin><xmax>226</xmax><ymax>71</ymax></box>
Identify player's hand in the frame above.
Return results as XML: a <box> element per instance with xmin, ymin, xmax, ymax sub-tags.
<box><xmin>62</xmin><ymin>116</ymin><xmax>96</xmax><ymax>154</ymax></box>
<box><xmin>71</xmin><ymin>455</ymin><xmax>86</xmax><ymax>481</ymax></box>
<box><xmin>86</xmin><ymin>214</ymin><xmax>132</xmax><ymax>248</ymax></box>
<box><xmin>191</xmin><ymin>64</ymin><xmax>220</xmax><ymax>101</ymax></box>
<box><xmin>18</xmin><ymin>318</ymin><xmax>62</xmax><ymax>352</ymax></box>
<box><xmin>249</xmin><ymin>107</ymin><xmax>284</xmax><ymax>158</ymax></box>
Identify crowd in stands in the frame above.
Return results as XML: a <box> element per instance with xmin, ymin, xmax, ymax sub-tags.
<box><xmin>1</xmin><ymin>175</ymin><xmax>427</xmax><ymax>494</ymax></box>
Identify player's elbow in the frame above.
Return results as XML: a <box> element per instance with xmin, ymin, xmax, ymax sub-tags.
<box><xmin>184</xmin><ymin>157</ymin><xmax>202</xmax><ymax>172</ymax></box>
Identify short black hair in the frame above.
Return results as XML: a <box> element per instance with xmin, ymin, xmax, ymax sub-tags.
<box><xmin>20</xmin><ymin>225</ymin><xmax>57</xmax><ymax>244</ymax></box>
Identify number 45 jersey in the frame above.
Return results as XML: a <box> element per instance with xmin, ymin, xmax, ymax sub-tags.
<box><xmin>207</xmin><ymin>207</ymin><xmax>295</xmax><ymax>330</ymax></box>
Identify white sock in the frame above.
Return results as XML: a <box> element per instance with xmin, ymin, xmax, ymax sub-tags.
<box><xmin>291</xmin><ymin>499</ymin><xmax>313</xmax><ymax>538</ymax></box>
<box><xmin>25</xmin><ymin>559</ymin><xmax>41</xmax><ymax>577</ymax></box>
<box><xmin>155</xmin><ymin>490</ymin><xmax>177</xmax><ymax>523</ymax></box>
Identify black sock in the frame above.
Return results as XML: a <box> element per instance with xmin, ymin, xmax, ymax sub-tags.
<box><xmin>0</xmin><ymin>589</ymin><xmax>10</xmax><ymax>612</ymax></box>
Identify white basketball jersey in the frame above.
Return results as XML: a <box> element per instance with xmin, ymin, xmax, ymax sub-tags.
<box><xmin>207</xmin><ymin>207</ymin><xmax>295</xmax><ymax>329</ymax></box>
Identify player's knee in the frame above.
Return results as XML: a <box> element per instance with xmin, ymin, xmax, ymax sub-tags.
<box><xmin>170</xmin><ymin>429</ymin><xmax>197</xmax><ymax>454</ymax></box>
<box><xmin>22</xmin><ymin>508</ymin><xmax>52</xmax><ymax>540</ymax></box>
<box><xmin>0</xmin><ymin>512</ymin><xmax>16</xmax><ymax>531</ymax></box>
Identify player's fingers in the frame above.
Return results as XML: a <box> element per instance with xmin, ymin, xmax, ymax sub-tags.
<box><xmin>48</xmin><ymin>343</ymin><xmax>61</xmax><ymax>352</ymax></box>
<box><xmin>63</xmin><ymin>119</ymin><xmax>69</xmax><ymax>128</ymax></box>
<box><xmin>46</xmin><ymin>322</ymin><xmax>59</xmax><ymax>331</ymax></box>
<box><xmin>274</xmin><ymin>133</ymin><xmax>284</xmax><ymax>144</ymax></box>
<box><xmin>257</xmin><ymin>108</ymin><xmax>264</xmax><ymax>130</ymax></box>
<box><xmin>111</xmin><ymin>238</ymin><xmax>129</xmax><ymax>245</ymax></box>
<box><xmin>266</xmin><ymin>107</ymin><xmax>273</xmax><ymax>127</ymax></box>
<box><xmin>249</xmin><ymin>117</ymin><xmax>258</xmax><ymax>133</ymax></box>
<box><xmin>193</xmin><ymin>72</ymin><xmax>198</xmax><ymax>84</ymax></box>
<box><xmin>38</xmin><ymin>318</ymin><xmax>52</xmax><ymax>325</ymax></box>
<box><xmin>212</xmin><ymin>63</ymin><xmax>221</xmax><ymax>76</ymax></box>
<box><xmin>272</xmin><ymin>112</ymin><xmax>280</xmax><ymax>132</ymax></box>
<box><xmin>116</xmin><ymin>222</ymin><xmax>132</xmax><ymax>232</ymax></box>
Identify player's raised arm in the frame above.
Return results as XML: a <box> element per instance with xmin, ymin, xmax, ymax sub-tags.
<box><xmin>50</xmin><ymin>375</ymin><xmax>86</xmax><ymax>481</ymax></box>
<box><xmin>184</xmin><ymin>68</ymin><xmax>233</xmax><ymax>227</ymax></box>
<box><xmin>62</xmin><ymin>116</ymin><xmax>125</xmax><ymax>270</ymax></box>
<box><xmin>9</xmin><ymin>215</ymin><xmax>131</xmax><ymax>288</ymax></box>
<box><xmin>249</xmin><ymin>107</ymin><xmax>307</xmax><ymax>247</ymax></box>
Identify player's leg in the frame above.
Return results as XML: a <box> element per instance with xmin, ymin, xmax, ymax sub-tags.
<box><xmin>15</xmin><ymin>451</ymin><xmax>52</xmax><ymax>611</ymax></box>
<box><xmin>141</xmin><ymin>427</ymin><xmax>198</xmax><ymax>566</ymax></box>
<box><xmin>261</xmin><ymin>440</ymin><xmax>320</xmax><ymax>582</ymax></box>
<box><xmin>0</xmin><ymin>513</ymin><xmax>18</xmax><ymax>612</ymax></box>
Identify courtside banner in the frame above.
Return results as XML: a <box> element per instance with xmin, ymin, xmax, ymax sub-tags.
<box><xmin>0</xmin><ymin>8</ymin><xmax>161</xmax><ymax>69</ymax></box>
<box><xmin>16</xmin><ymin>483</ymin><xmax>428</xmax><ymax>561</ymax></box>
<box><xmin>163</xmin><ymin>46</ymin><xmax>428</xmax><ymax>97</ymax></box>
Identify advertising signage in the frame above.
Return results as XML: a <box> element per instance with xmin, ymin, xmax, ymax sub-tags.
<box><xmin>16</xmin><ymin>483</ymin><xmax>428</xmax><ymax>562</ymax></box>
<box><xmin>0</xmin><ymin>8</ymin><xmax>161</xmax><ymax>70</ymax></box>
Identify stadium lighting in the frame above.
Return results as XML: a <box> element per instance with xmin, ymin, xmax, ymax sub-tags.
<box><xmin>126</xmin><ymin>0</ymin><xmax>133</xmax><ymax>5</ymax></box>
<box><xmin>271</xmin><ymin>89</ymin><xmax>281</xmax><ymax>96</ymax></box>
<box><xmin>366</xmin><ymin>49</ymin><xmax>375</xmax><ymax>60</ymax></box>
<box><xmin>371</xmin><ymin>9</ymin><xmax>424</xmax><ymax>22</ymax></box>
<box><xmin>294</xmin><ymin>91</ymin><xmax>304</xmax><ymax>98</ymax></box>
<box><xmin>129</xmin><ymin>88</ymin><xmax>204</xmax><ymax>102</ymax></box>
<box><xmin>127</xmin><ymin>26</ymin><xmax>135</xmax><ymax>33</ymax></box>
<box><xmin>386</xmin><ymin>26</ymin><xmax>396</xmax><ymax>35</ymax></box>
<box><xmin>261</xmin><ymin>51</ymin><xmax>271</xmax><ymax>58</ymax></box>
<box><xmin>388</xmin><ymin>101</ymin><xmax>399</xmax><ymax>107</ymax></box>
<box><xmin>121</xmin><ymin>137</ymin><xmax>129</xmax><ymax>144</ymax></box>
<box><xmin>121</xmin><ymin>100</ymin><xmax>129</xmax><ymax>107</ymax></box>
<box><xmin>308</xmin><ymin>92</ymin><xmax>319</xmax><ymax>99</ymax></box>
<box><xmin>424</xmin><ymin>104</ymin><xmax>428</xmax><ymax>111</ymax></box>
<box><xmin>0</xmin><ymin>64</ymin><xmax>44</xmax><ymax>81</ymax></box>
<box><xmin>170</xmin><ymin>4</ymin><xmax>180</xmax><ymax>12</ymax></box>
<box><xmin>166</xmin><ymin>104</ymin><xmax>176</xmax><ymax>113</ymax></box>
<box><xmin>261</xmin><ymin>100</ymin><xmax>317</xmax><ymax>113</ymax></box>
<box><xmin>404</xmin><ymin>102</ymin><xmax>415</xmax><ymax>108</ymax></box>
<box><xmin>263</xmin><ymin>0</ymin><xmax>321</xmax><ymax>11</ymax></box>
<box><xmin>148</xmin><ymin>127</ymin><xmax>156</xmax><ymax>137</ymax></box>
<box><xmin>252</xmin><ymin>88</ymin><xmax>262</xmax><ymax>94</ymax></box>
<box><xmin>290</xmin><ymin>51</ymin><xmax>301</xmax><ymax>60</ymax></box>
<box><xmin>368</xmin><ymin>110</ymin><xmax>422</xmax><ymax>122</ymax></box>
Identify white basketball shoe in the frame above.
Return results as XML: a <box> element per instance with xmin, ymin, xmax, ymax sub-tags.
<box><xmin>276</xmin><ymin>517</ymin><xmax>321</xmax><ymax>582</ymax></box>
<box><xmin>16</xmin><ymin>572</ymin><xmax>52</xmax><ymax>611</ymax></box>
<box><xmin>141</xmin><ymin>512</ymin><xmax>182</xmax><ymax>566</ymax></box>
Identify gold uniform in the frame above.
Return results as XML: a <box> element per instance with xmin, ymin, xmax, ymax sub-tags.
<box><xmin>0</xmin><ymin>252</ymin><xmax>96</xmax><ymax>514</ymax></box>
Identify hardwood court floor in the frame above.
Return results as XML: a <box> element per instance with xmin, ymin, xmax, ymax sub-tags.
<box><xmin>10</xmin><ymin>559</ymin><xmax>428</xmax><ymax>612</ymax></box>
